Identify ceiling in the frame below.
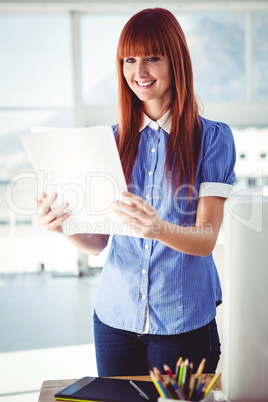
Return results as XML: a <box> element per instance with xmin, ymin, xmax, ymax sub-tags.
<box><xmin>0</xmin><ymin>0</ymin><xmax>267</xmax><ymax>14</ymax></box>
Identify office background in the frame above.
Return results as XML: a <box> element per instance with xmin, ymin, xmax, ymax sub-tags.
<box><xmin>0</xmin><ymin>1</ymin><xmax>267</xmax><ymax>401</ymax></box>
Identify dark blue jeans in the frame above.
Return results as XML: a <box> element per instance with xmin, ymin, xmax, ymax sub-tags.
<box><xmin>93</xmin><ymin>311</ymin><xmax>221</xmax><ymax>376</ymax></box>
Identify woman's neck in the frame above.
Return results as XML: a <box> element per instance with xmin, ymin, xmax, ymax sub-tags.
<box><xmin>143</xmin><ymin>101</ymin><xmax>171</xmax><ymax>122</ymax></box>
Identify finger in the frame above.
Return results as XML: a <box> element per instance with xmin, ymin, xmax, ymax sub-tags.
<box><xmin>115</xmin><ymin>200</ymin><xmax>143</xmax><ymax>217</ymax></box>
<box><xmin>121</xmin><ymin>191</ymin><xmax>137</xmax><ymax>197</ymax></box>
<box><xmin>114</xmin><ymin>207</ymin><xmax>144</xmax><ymax>224</ymax></box>
<box><xmin>115</xmin><ymin>209</ymin><xmax>151</xmax><ymax>238</ymax></box>
<box><xmin>35</xmin><ymin>192</ymin><xmax>47</xmax><ymax>202</ymax></box>
<box><xmin>119</xmin><ymin>194</ymin><xmax>147</xmax><ymax>212</ymax></box>
<box><xmin>115</xmin><ymin>206</ymin><xmax>155</xmax><ymax>228</ymax></box>
<box><xmin>121</xmin><ymin>193</ymin><xmax>156</xmax><ymax>215</ymax></box>
<box><xmin>121</xmin><ymin>191</ymin><xmax>150</xmax><ymax>205</ymax></box>
<box><xmin>41</xmin><ymin>202</ymin><xmax>69</xmax><ymax>225</ymax></box>
<box><xmin>46</xmin><ymin>210</ymin><xmax>72</xmax><ymax>231</ymax></box>
<box><xmin>34</xmin><ymin>192</ymin><xmax>48</xmax><ymax>207</ymax></box>
<box><xmin>117</xmin><ymin>202</ymin><xmax>157</xmax><ymax>226</ymax></box>
<box><xmin>38</xmin><ymin>194</ymin><xmax>57</xmax><ymax>215</ymax></box>
<box><xmin>121</xmin><ymin>191</ymin><xmax>143</xmax><ymax>203</ymax></box>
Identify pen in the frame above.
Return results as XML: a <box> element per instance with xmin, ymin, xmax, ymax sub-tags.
<box><xmin>129</xmin><ymin>380</ymin><xmax>150</xmax><ymax>401</ymax></box>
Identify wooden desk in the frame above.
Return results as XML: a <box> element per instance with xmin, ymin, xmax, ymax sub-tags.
<box><xmin>38</xmin><ymin>374</ymin><xmax>221</xmax><ymax>402</ymax></box>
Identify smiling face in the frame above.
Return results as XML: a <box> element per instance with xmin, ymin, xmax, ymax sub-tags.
<box><xmin>123</xmin><ymin>55</ymin><xmax>173</xmax><ymax>119</ymax></box>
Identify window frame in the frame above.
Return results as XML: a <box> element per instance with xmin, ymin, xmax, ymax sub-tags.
<box><xmin>0</xmin><ymin>2</ymin><xmax>267</xmax><ymax>131</ymax></box>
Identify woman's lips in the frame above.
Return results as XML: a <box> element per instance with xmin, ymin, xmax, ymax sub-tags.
<box><xmin>135</xmin><ymin>80</ymin><xmax>156</xmax><ymax>88</ymax></box>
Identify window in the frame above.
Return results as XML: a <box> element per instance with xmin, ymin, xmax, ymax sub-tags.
<box><xmin>0</xmin><ymin>15</ymin><xmax>73</xmax><ymax>107</ymax></box>
<box><xmin>81</xmin><ymin>14</ymin><xmax>131</xmax><ymax>105</ymax></box>
<box><xmin>81</xmin><ymin>11</ymin><xmax>268</xmax><ymax>107</ymax></box>
<box><xmin>176</xmin><ymin>13</ymin><xmax>246</xmax><ymax>103</ymax></box>
<box><xmin>253</xmin><ymin>13</ymin><xmax>268</xmax><ymax>101</ymax></box>
<box><xmin>0</xmin><ymin>15</ymin><xmax>74</xmax><ymax>181</ymax></box>
<box><xmin>0</xmin><ymin>15</ymin><xmax>75</xmax><ymax>273</ymax></box>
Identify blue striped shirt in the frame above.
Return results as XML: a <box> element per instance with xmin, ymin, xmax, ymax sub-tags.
<box><xmin>95</xmin><ymin>115</ymin><xmax>236</xmax><ymax>335</ymax></box>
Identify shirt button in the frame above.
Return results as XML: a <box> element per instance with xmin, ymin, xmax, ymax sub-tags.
<box><xmin>142</xmin><ymin>269</ymin><xmax>146</xmax><ymax>275</ymax></box>
<box><xmin>148</xmin><ymin>171</ymin><xmax>152</xmax><ymax>176</ymax></box>
<box><xmin>146</xmin><ymin>194</ymin><xmax>150</xmax><ymax>200</ymax></box>
<box><xmin>151</xmin><ymin>148</ymin><xmax>155</xmax><ymax>153</ymax></box>
<box><xmin>141</xmin><ymin>295</ymin><xmax>146</xmax><ymax>300</ymax></box>
<box><xmin>144</xmin><ymin>244</ymin><xmax>149</xmax><ymax>250</ymax></box>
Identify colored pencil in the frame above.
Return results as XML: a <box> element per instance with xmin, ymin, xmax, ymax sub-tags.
<box><xmin>149</xmin><ymin>370</ymin><xmax>167</xmax><ymax>398</ymax></box>
<box><xmin>195</xmin><ymin>381</ymin><xmax>205</xmax><ymax>401</ymax></box>
<box><xmin>188</xmin><ymin>358</ymin><xmax>206</xmax><ymax>400</ymax></box>
<box><xmin>178</xmin><ymin>361</ymin><xmax>184</xmax><ymax>387</ymax></box>
<box><xmin>196</xmin><ymin>358</ymin><xmax>206</xmax><ymax>376</ymax></box>
<box><xmin>175</xmin><ymin>357</ymin><xmax>183</xmax><ymax>382</ymax></box>
<box><xmin>151</xmin><ymin>358</ymin><xmax>219</xmax><ymax>401</ymax></box>
<box><xmin>153</xmin><ymin>366</ymin><xmax>166</xmax><ymax>386</ymax></box>
<box><xmin>181</xmin><ymin>359</ymin><xmax>189</xmax><ymax>391</ymax></box>
<box><xmin>163</xmin><ymin>364</ymin><xmax>187</xmax><ymax>400</ymax></box>
<box><xmin>153</xmin><ymin>367</ymin><xmax>172</xmax><ymax>399</ymax></box>
<box><xmin>164</xmin><ymin>378</ymin><xmax>179</xmax><ymax>399</ymax></box>
<box><xmin>163</xmin><ymin>364</ymin><xmax>176</xmax><ymax>381</ymax></box>
<box><xmin>189</xmin><ymin>376</ymin><xmax>198</xmax><ymax>401</ymax></box>
<box><xmin>204</xmin><ymin>373</ymin><xmax>220</xmax><ymax>397</ymax></box>
<box><xmin>184</xmin><ymin>362</ymin><xmax>193</xmax><ymax>399</ymax></box>
<box><xmin>151</xmin><ymin>369</ymin><xmax>169</xmax><ymax>399</ymax></box>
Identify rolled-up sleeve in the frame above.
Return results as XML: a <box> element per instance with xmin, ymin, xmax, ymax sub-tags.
<box><xmin>199</xmin><ymin>122</ymin><xmax>236</xmax><ymax>198</ymax></box>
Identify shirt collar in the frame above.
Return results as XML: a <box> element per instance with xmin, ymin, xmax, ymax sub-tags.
<box><xmin>140</xmin><ymin>110</ymin><xmax>172</xmax><ymax>134</ymax></box>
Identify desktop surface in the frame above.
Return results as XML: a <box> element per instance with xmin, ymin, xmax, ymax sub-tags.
<box><xmin>38</xmin><ymin>375</ymin><xmax>221</xmax><ymax>402</ymax></box>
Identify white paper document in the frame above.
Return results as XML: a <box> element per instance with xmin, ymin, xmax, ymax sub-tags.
<box><xmin>21</xmin><ymin>126</ymin><xmax>137</xmax><ymax>237</ymax></box>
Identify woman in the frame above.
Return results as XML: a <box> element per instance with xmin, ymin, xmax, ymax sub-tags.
<box><xmin>35</xmin><ymin>8</ymin><xmax>236</xmax><ymax>376</ymax></box>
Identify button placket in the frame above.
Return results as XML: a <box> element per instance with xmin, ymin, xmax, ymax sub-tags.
<box><xmin>139</xmin><ymin>240</ymin><xmax>152</xmax><ymax>302</ymax></box>
<box><xmin>139</xmin><ymin>130</ymin><xmax>157</xmax><ymax>300</ymax></box>
<box><xmin>136</xmin><ymin>129</ymin><xmax>158</xmax><ymax>330</ymax></box>
<box><xmin>145</xmin><ymin>133</ymin><xmax>159</xmax><ymax>204</ymax></box>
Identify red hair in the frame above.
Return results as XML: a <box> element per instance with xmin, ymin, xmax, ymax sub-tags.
<box><xmin>116</xmin><ymin>8</ymin><xmax>201</xmax><ymax>197</ymax></box>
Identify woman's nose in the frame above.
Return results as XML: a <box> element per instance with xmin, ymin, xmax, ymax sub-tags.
<box><xmin>135</xmin><ymin>60</ymin><xmax>148</xmax><ymax>78</ymax></box>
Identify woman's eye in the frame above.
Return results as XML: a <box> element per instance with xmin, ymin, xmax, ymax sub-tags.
<box><xmin>148</xmin><ymin>57</ymin><xmax>160</xmax><ymax>62</ymax></box>
<box><xmin>125</xmin><ymin>58</ymin><xmax>135</xmax><ymax>63</ymax></box>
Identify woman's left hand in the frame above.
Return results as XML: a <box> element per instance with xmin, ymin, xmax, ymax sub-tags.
<box><xmin>114</xmin><ymin>192</ymin><xmax>164</xmax><ymax>238</ymax></box>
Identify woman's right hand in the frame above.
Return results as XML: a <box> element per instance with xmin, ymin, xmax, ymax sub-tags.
<box><xmin>34</xmin><ymin>192</ymin><xmax>72</xmax><ymax>234</ymax></box>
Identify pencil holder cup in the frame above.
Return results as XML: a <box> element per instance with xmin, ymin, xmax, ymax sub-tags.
<box><xmin>157</xmin><ymin>389</ymin><xmax>227</xmax><ymax>402</ymax></box>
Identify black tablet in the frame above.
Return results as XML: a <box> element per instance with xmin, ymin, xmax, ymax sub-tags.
<box><xmin>54</xmin><ymin>377</ymin><xmax>160</xmax><ymax>402</ymax></box>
